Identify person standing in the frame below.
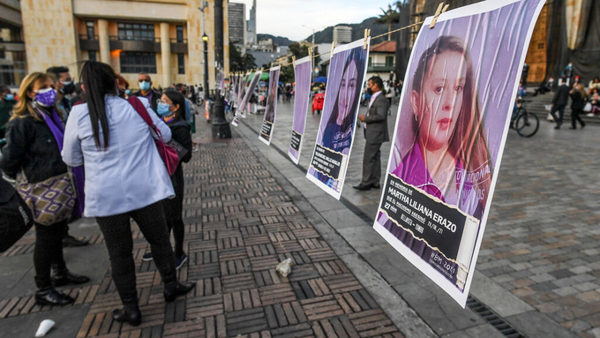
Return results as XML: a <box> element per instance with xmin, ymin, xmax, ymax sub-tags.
<box><xmin>550</xmin><ymin>79</ymin><xmax>570</xmax><ymax>129</ymax></box>
<box><xmin>0</xmin><ymin>85</ymin><xmax>16</xmax><ymax>139</ymax></box>
<box><xmin>569</xmin><ymin>82</ymin><xmax>586</xmax><ymax>129</ymax></box>
<box><xmin>62</xmin><ymin>61</ymin><xmax>193</xmax><ymax>326</ymax></box>
<box><xmin>0</xmin><ymin>72</ymin><xmax>89</xmax><ymax>306</ymax></box>
<box><xmin>132</xmin><ymin>73</ymin><xmax>161</xmax><ymax>113</ymax></box>
<box><xmin>354</xmin><ymin>76</ymin><xmax>389</xmax><ymax>191</ymax></box>
<box><xmin>141</xmin><ymin>89</ymin><xmax>192</xmax><ymax>268</ymax></box>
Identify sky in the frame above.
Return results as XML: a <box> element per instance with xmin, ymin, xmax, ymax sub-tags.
<box><xmin>233</xmin><ymin>0</ymin><xmax>397</xmax><ymax>41</ymax></box>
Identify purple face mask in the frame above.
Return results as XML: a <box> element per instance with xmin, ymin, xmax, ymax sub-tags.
<box><xmin>35</xmin><ymin>88</ymin><xmax>57</xmax><ymax>107</ymax></box>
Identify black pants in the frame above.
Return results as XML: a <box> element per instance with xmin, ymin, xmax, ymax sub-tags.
<box><xmin>571</xmin><ymin>108</ymin><xmax>585</xmax><ymax>128</ymax></box>
<box><xmin>96</xmin><ymin>201</ymin><xmax>176</xmax><ymax>304</ymax></box>
<box><xmin>361</xmin><ymin>142</ymin><xmax>383</xmax><ymax>186</ymax></box>
<box><xmin>166</xmin><ymin>167</ymin><xmax>185</xmax><ymax>258</ymax></box>
<box><xmin>34</xmin><ymin>221</ymin><xmax>68</xmax><ymax>288</ymax></box>
<box><xmin>550</xmin><ymin>104</ymin><xmax>565</xmax><ymax>126</ymax></box>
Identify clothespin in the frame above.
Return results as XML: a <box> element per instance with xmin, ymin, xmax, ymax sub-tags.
<box><xmin>330</xmin><ymin>42</ymin><xmax>336</xmax><ymax>55</ymax></box>
<box><xmin>292</xmin><ymin>55</ymin><xmax>296</xmax><ymax>67</ymax></box>
<box><xmin>363</xmin><ymin>28</ymin><xmax>371</xmax><ymax>50</ymax></box>
<box><xmin>429</xmin><ymin>3</ymin><xmax>449</xmax><ymax>29</ymax></box>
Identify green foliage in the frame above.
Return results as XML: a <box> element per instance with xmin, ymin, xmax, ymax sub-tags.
<box><xmin>229</xmin><ymin>42</ymin><xmax>257</xmax><ymax>71</ymax></box>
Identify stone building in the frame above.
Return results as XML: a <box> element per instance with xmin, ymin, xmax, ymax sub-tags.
<box><xmin>228</xmin><ymin>2</ymin><xmax>246</xmax><ymax>51</ymax></box>
<box><xmin>1</xmin><ymin>0</ymin><xmax>230</xmax><ymax>89</ymax></box>
<box><xmin>333</xmin><ymin>26</ymin><xmax>352</xmax><ymax>46</ymax></box>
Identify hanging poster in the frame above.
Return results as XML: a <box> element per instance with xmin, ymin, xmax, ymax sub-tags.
<box><xmin>259</xmin><ymin>66</ymin><xmax>281</xmax><ymax>145</ymax></box>
<box><xmin>237</xmin><ymin>73</ymin><xmax>252</xmax><ymax>117</ymax></box>
<box><xmin>306</xmin><ymin>38</ymin><xmax>370</xmax><ymax>199</ymax></box>
<box><xmin>239</xmin><ymin>70</ymin><xmax>262</xmax><ymax>117</ymax></box>
<box><xmin>373</xmin><ymin>0</ymin><xmax>545</xmax><ymax>307</ymax></box>
<box><xmin>288</xmin><ymin>56</ymin><xmax>312</xmax><ymax>164</ymax></box>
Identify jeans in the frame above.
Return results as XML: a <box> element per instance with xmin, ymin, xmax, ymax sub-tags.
<box><xmin>96</xmin><ymin>201</ymin><xmax>176</xmax><ymax>304</ymax></box>
<box><xmin>34</xmin><ymin>221</ymin><xmax>68</xmax><ymax>288</ymax></box>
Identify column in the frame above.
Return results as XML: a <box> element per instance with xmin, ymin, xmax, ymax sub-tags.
<box><xmin>98</xmin><ymin>19</ymin><xmax>110</xmax><ymax>64</ymax></box>
<box><xmin>160</xmin><ymin>22</ymin><xmax>171</xmax><ymax>88</ymax></box>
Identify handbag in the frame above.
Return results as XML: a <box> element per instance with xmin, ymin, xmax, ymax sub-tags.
<box><xmin>15</xmin><ymin>172</ymin><xmax>76</xmax><ymax>226</ymax></box>
<box><xmin>127</xmin><ymin>96</ymin><xmax>180</xmax><ymax>176</ymax></box>
<box><xmin>0</xmin><ymin>177</ymin><xmax>34</xmax><ymax>252</ymax></box>
<box><xmin>583</xmin><ymin>102</ymin><xmax>592</xmax><ymax>112</ymax></box>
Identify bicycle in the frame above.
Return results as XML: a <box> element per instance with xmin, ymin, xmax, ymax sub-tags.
<box><xmin>511</xmin><ymin>98</ymin><xmax>539</xmax><ymax>137</ymax></box>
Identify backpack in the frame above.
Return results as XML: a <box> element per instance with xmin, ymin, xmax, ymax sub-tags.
<box><xmin>0</xmin><ymin>177</ymin><xmax>34</xmax><ymax>252</ymax></box>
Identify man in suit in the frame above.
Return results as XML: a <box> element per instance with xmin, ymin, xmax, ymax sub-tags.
<box><xmin>354</xmin><ymin>76</ymin><xmax>389</xmax><ymax>191</ymax></box>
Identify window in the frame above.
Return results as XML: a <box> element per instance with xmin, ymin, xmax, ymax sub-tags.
<box><xmin>89</xmin><ymin>51</ymin><xmax>97</xmax><ymax>61</ymax></box>
<box><xmin>385</xmin><ymin>56</ymin><xmax>394</xmax><ymax>67</ymax></box>
<box><xmin>0</xmin><ymin>38</ymin><xmax>4</xmax><ymax>59</ymax></box>
<box><xmin>117</xmin><ymin>22</ymin><xmax>155</xmax><ymax>41</ymax></box>
<box><xmin>368</xmin><ymin>57</ymin><xmax>372</xmax><ymax>67</ymax></box>
<box><xmin>176</xmin><ymin>25</ymin><xmax>184</xmax><ymax>43</ymax></box>
<box><xmin>178</xmin><ymin>54</ymin><xmax>185</xmax><ymax>74</ymax></box>
<box><xmin>120</xmin><ymin>52</ymin><xmax>156</xmax><ymax>73</ymax></box>
<box><xmin>86</xmin><ymin>21</ymin><xmax>95</xmax><ymax>39</ymax></box>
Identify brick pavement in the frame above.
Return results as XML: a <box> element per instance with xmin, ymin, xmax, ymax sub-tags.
<box><xmin>237</xmin><ymin>99</ymin><xmax>600</xmax><ymax>338</ymax></box>
<box><xmin>0</xmin><ymin>136</ymin><xmax>404</xmax><ymax>337</ymax></box>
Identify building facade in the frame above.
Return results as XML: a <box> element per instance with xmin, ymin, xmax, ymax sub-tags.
<box><xmin>228</xmin><ymin>2</ymin><xmax>246</xmax><ymax>51</ymax></box>
<box><xmin>7</xmin><ymin>0</ymin><xmax>230</xmax><ymax>90</ymax></box>
<box><xmin>246</xmin><ymin>0</ymin><xmax>256</xmax><ymax>48</ymax></box>
<box><xmin>367</xmin><ymin>41</ymin><xmax>395</xmax><ymax>81</ymax></box>
<box><xmin>0</xmin><ymin>0</ymin><xmax>27</xmax><ymax>87</ymax></box>
<box><xmin>333</xmin><ymin>26</ymin><xmax>352</xmax><ymax>46</ymax></box>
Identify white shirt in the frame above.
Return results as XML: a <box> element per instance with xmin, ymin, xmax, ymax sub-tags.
<box><xmin>62</xmin><ymin>95</ymin><xmax>174</xmax><ymax>217</ymax></box>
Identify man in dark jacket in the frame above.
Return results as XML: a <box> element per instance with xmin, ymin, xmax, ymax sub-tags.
<box><xmin>550</xmin><ymin>79</ymin><xmax>570</xmax><ymax>129</ymax></box>
<box><xmin>132</xmin><ymin>73</ymin><xmax>162</xmax><ymax>114</ymax></box>
<box><xmin>354</xmin><ymin>76</ymin><xmax>390</xmax><ymax>191</ymax></box>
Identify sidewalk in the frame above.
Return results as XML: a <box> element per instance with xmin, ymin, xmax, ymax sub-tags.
<box><xmin>233</xmin><ymin>99</ymin><xmax>600</xmax><ymax>338</ymax></box>
<box><xmin>0</xmin><ymin>120</ymin><xmax>409</xmax><ymax>337</ymax></box>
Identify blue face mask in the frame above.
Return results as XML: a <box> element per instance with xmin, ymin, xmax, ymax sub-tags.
<box><xmin>125</xmin><ymin>89</ymin><xmax>131</xmax><ymax>95</ymax></box>
<box><xmin>4</xmin><ymin>94</ymin><xmax>14</xmax><ymax>101</ymax></box>
<box><xmin>139</xmin><ymin>81</ymin><xmax>151</xmax><ymax>91</ymax></box>
<box><xmin>157</xmin><ymin>102</ymin><xmax>171</xmax><ymax>116</ymax></box>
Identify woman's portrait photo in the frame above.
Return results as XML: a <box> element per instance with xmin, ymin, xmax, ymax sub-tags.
<box><xmin>393</xmin><ymin>35</ymin><xmax>491</xmax><ymax>219</ymax></box>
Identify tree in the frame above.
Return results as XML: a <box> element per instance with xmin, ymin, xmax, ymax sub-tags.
<box><xmin>229</xmin><ymin>42</ymin><xmax>257</xmax><ymax>71</ymax></box>
<box><xmin>288</xmin><ymin>42</ymin><xmax>309</xmax><ymax>59</ymax></box>
<box><xmin>376</xmin><ymin>3</ymin><xmax>401</xmax><ymax>41</ymax></box>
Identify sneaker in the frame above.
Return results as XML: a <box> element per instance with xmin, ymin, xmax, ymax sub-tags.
<box><xmin>142</xmin><ymin>252</ymin><xmax>153</xmax><ymax>262</ymax></box>
<box><xmin>175</xmin><ymin>254</ymin><xmax>188</xmax><ymax>270</ymax></box>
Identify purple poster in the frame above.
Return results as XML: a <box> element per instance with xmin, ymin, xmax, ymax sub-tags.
<box><xmin>373</xmin><ymin>0</ymin><xmax>545</xmax><ymax>307</ymax></box>
<box><xmin>288</xmin><ymin>56</ymin><xmax>312</xmax><ymax>164</ymax></box>
<box><xmin>306</xmin><ymin>39</ymin><xmax>370</xmax><ymax>199</ymax></box>
<box><xmin>259</xmin><ymin>66</ymin><xmax>280</xmax><ymax>145</ymax></box>
<box><xmin>239</xmin><ymin>70</ymin><xmax>262</xmax><ymax>117</ymax></box>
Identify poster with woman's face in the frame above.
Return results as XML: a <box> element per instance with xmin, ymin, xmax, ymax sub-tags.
<box><xmin>288</xmin><ymin>56</ymin><xmax>312</xmax><ymax>164</ymax></box>
<box><xmin>306</xmin><ymin>39</ymin><xmax>369</xmax><ymax>200</ymax></box>
<box><xmin>373</xmin><ymin>0</ymin><xmax>545</xmax><ymax>307</ymax></box>
<box><xmin>259</xmin><ymin>66</ymin><xmax>280</xmax><ymax>145</ymax></box>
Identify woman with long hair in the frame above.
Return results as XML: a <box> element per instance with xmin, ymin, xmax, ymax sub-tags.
<box><xmin>569</xmin><ymin>82</ymin><xmax>586</xmax><ymax>129</ymax></box>
<box><xmin>0</xmin><ymin>72</ymin><xmax>89</xmax><ymax>306</ymax></box>
<box><xmin>61</xmin><ymin>61</ymin><xmax>193</xmax><ymax>326</ymax></box>
<box><xmin>141</xmin><ymin>89</ymin><xmax>192</xmax><ymax>269</ymax></box>
<box><xmin>393</xmin><ymin>35</ymin><xmax>491</xmax><ymax>219</ymax></box>
<box><xmin>321</xmin><ymin>48</ymin><xmax>365</xmax><ymax>155</ymax></box>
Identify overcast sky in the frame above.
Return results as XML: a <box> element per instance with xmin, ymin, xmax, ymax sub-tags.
<box><xmin>232</xmin><ymin>0</ymin><xmax>397</xmax><ymax>41</ymax></box>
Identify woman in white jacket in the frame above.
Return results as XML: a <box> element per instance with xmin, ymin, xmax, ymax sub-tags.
<box><xmin>62</xmin><ymin>61</ymin><xmax>193</xmax><ymax>326</ymax></box>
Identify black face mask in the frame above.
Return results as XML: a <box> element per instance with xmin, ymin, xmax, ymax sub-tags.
<box><xmin>63</xmin><ymin>82</ymin><xmax>76</xmax><ymax>95</ymax></box>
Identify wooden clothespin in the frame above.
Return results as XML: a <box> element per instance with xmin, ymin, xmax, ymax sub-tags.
<box><xmin>363</xmin><ymin>28</ymin><xmax>371</xmax><ymax>50</ymax></box>
<box><xmin>292</xmin><ymin>55</ymin><xmax>296</xmax><ymax>67</ymax></box>
<box><xmin>429</xmin><ymin>2</ymin><xmax>449</xmax><ymax>29</ymax></box>
<box><xmin>330</xmin><ymin>41</ymin><xmax>336</xmax><ymax>55</ymax></box>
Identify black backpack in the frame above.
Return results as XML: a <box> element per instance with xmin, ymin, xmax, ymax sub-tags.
<box><xmin>0</xmin><ymin>177</ymin><xmax>34</xmax><ymax>252</ymax></box>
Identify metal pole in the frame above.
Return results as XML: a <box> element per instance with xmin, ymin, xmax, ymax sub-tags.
<box><xmin>204</xmin><ymin>38</ymin><xmax>210</xmax><ymax>100</ymax></box>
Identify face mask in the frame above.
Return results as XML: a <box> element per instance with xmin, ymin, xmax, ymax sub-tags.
<box><xmin>35</xmin><ymin>88</ymin><xmax>57</xmax><ymax>107</ymax></box>
<box><xmin>125</xmin><ymin>89</ymin><xmax>131</xmax><ymax>95</ymax></box>
<box><xmin>62</xmin><ymin>81</ymin><xmax>75</xmax><ymax>95</ymax></box>
<box><xmin>4</xmin><ymin>94</ymin><xmax>14</xmax><ymax>101</ymax></box>
<box><xmin>139</xmin><ymin>81</ymin><xmax>151</xmax><ymax>91</ymax></box>
<box><xmin>157</xmin><ymin>102</ymin><xmax>171</xmax><ymax>116</ymax></box>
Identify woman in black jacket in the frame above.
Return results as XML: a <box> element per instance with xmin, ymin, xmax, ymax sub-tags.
<box><xmin>569</xmin><ymin>83</ymin><xmax>587</xmax><ymax>129</ymax></box>
<box><xmin>0</xmin><ymin>72</ymin><xmax>89</xmax><ymax>306</ymax></box>
<box><xmin>141</xmin><ymin>89</ymin><xmax>192</xmax><ymax>269</ymax></box>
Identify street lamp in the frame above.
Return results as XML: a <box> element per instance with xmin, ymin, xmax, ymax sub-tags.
<box><xmin>202</xmin><ymin>33</ymin><xmax>209</xmax><ymax>100</ymax></box>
